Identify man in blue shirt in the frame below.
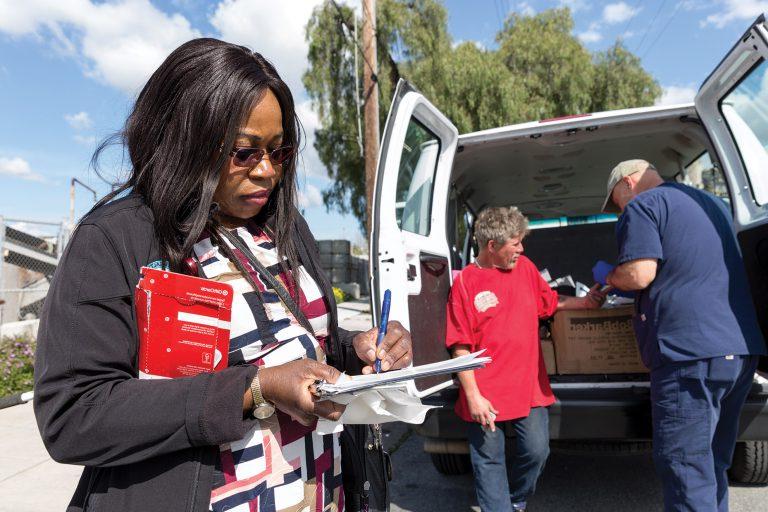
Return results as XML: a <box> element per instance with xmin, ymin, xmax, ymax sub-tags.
<box><xmin>602</xmin><ymin>159</ymin><xmax>765</xmax><ymax>512</ymax></box>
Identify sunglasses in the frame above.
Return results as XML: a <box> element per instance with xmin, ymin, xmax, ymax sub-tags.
<box><xmin>229</xmin><ymin>146</ymin><xmax>294</xmax><ymax>167</ymax></box>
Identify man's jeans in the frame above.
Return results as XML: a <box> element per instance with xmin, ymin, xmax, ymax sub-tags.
<box><xmin>467</xmin><ymin>407</ymin><xmax>550</xmax><ymax>512</ymax></box>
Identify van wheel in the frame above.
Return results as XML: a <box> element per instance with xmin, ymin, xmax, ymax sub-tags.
<box><xmin>430</xmin><ymin>453</ymin><xmax>471</xmax><ymax>475</ymax></box>
<box><xmin>729</xmin><ymin>441</ymin><xmax>768</xmax><ymax>484</ymax></box>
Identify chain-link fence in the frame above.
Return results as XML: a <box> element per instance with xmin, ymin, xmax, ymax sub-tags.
<box><xmin>0</xmin><ymin>217</ymin><xmax>70</xmax><ymax>335</ymax></box>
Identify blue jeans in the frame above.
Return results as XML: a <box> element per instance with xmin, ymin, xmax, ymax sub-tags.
<box><xmin>650</xmin><ymin>355</ymin><xmax>759</xmax><ymax>512</ymax></box>
<box><xmin>467</xmin><ymin>406</ymin><xmax>550</xmax><ymax>512</ymax></box>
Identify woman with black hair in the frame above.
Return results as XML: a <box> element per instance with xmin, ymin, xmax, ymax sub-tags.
<box><xmin>33</xmin><ymin>38</ymin><xmax>412</xmax><ymax>512</ymax></box>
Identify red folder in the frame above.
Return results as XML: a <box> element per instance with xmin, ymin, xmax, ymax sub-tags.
<box><xmin>135</xmin><ymin>267</ymin><xmax>233</xmax><ymax>379</ymax></box>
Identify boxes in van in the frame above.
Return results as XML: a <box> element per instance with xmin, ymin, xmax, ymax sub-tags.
<box><xmin>550</xmin><ymin>306</ymin><xmax>646</xmax><ymax>375</ymax></box>
<box><xmin>540</xmin><ymin>339</ymin><xmax>556</xmax><ymax>375</ymax></box>
<box><xmin>371</xmin><ymin>14</ymin><xmax>768</xmax><ymax>483</ymax></box>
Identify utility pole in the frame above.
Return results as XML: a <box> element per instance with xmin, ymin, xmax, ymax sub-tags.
<box><xmin>362</xmin><ymin>0</ymin><xmax>379</xmax><ymax>238</ymax></box>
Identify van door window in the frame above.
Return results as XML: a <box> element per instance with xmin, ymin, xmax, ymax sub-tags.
<box><xmin>720</xmin><ymin>59</ymin><xmax>768</xmax><ymax>205</ymax></box>
<box><xmin>395</xmin><ymin>119</ymin><xmax>441</xmax><ymax>236</ymax></box>
<box><xmin>678</xmin><ymin>152</ymin><xmax>729</xmax><ymax>200</ymax></box>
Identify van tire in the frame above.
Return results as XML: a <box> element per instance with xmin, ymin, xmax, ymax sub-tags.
<box><xmin>729</xmin><ymin>441</ymin><xmax>768</xmax><ymax>485</ymax></box>
<box><xmin>430</xmin><ymin>453</ymin><xmax>471</xmax><ymax>475</ymax></box>
<box><xmin>550</xmin><ymin>440</ymin><xmax>652</xmax><ymax>455</ymax></box>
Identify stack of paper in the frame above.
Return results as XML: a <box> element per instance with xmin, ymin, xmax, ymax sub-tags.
<box><xmin>315</xmin><ymin>350</ymin><xmax>491</xmax><ymax>397</ymax></box>
<box><xmin>314</xmin><ymin>351</ymin><xmax>491</xmax><ymax>434</ymax></box>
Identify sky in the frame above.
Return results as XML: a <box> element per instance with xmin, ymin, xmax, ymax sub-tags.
<box><xmin>0</xmin><ymin>0</ymin><xmax>765</xmax><ymax>243</ymax></box>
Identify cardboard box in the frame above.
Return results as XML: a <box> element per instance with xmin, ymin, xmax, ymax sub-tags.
<box><xmin>541</xmin><ymin>339</ymin><xmax>557</xmax><ymax>375</ymax></box>
<box><xmin>551</xmin><ymin>306</ymin><xmax>647</xmax><ymax>374</ymax></box>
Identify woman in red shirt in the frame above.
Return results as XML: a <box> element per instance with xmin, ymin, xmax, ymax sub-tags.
<box><xmin>446</xmin><ymin>206</ymin><xmax>605</xmax><ymax>512</ymax></box>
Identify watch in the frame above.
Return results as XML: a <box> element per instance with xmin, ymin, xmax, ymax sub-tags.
<box><xmin>249</xmin><ymin>371</ymin><xmax>275</xmax><ymax>420</ymax></box>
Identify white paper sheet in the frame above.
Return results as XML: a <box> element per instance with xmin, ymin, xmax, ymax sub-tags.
<box><xmin>315</xmin><ymin>381</ymin><xmax>438</xmax><ymax>434</ymax></box>
<box><xmin>314</xmin><ymin>350</ymin><xmax>490</xmax><ymax>396</ymax></box>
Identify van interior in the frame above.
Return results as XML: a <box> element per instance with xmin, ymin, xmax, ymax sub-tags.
<box><xmin>448</xmin><ymin>106</ymin><xmax>728</xmax><ymax>286</ymax></box>
<box><xmin>445</xmin><ymin>107</ymin><xmax>731</xmax><ymax>381</ymax></box>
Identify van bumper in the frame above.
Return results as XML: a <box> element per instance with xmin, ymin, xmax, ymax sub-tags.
<box><xmin>415</xmin><ymin>381</ymin><xmax>768</xmax><ymax>444</ymax></box>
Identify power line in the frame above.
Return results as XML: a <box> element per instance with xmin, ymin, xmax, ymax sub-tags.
<box><xmin>328</xmin><ymin>0</ymin><xmax>377</xmax><ymax>79</ymax></box>
<box><xmin>492</xmin><ymin>0</ymin><xmax>504</xmax><ymax>33</ymax></box>
<box><xmin>620</xmin><ymin>0</ymin><xmax>641</xmax><ymax>39</ymax></box>
<box><xmin>635</xmin><ymin>0</ymin><xmax>668</xmax><ymax>55</ymax></box>
<box><xmin>641</xmin><ymin>0</ymin><xmax>684</xmax><ymax>60</ymax></box>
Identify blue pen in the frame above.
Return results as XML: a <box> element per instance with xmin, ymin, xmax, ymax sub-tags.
<box><xmin>374</xmin><ymin>289</ymin><xmax>392</xmax><ymax>373</ymax></box>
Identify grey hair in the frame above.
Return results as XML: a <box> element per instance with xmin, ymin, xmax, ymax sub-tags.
<box><xmin>474</xmin><ymin>206</ymin><xmax>529</xmax><ymax>248</ymax></box>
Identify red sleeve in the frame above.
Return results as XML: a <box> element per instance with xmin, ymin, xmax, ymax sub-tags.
<box><xmin>445</xmin><ymin>273</ymin><xmax>475</xmax><ymax>350</ymax></box>
<box><xmin>533</xmin><ymin>262</ymin><xmax>559</xmax><ymax>319</ymax></box>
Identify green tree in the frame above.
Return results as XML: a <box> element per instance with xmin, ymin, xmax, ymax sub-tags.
<box><xmin>591</xmin><ymin>41</ymin><xmax>662</xmax><ymax>111</ymax></box>
<box><xmin>304</xmin><ymin>2</ymin><xmax>661</xmax><ymax>232</ymax></box>
<box><xmin>496</xmin><ymin>8</ymin><xmax>595</xmax><ymax>119</ymax></box>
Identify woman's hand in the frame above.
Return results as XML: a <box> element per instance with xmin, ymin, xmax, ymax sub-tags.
<box><xmin>353</xmin><ymin>320</ymin><xmax>413</xmax><ymax>374</ymax></box>
<box><xmin>250</xmin><ymin>359</ymin><xmax>345</xmax><ymax>426</ymax></box>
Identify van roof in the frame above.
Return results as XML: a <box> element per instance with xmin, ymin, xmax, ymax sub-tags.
<box><xmin>451</xmin><ymin>103</ymin><xmax>709</xmax><ymax>219</ymax></box>
<box><xmin>459</xmin><ymin>103</ymin><xmax>696</xmax><ymax>144</ymax></box>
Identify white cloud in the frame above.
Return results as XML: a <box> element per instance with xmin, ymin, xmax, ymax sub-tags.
<box><xmin>0</xmin><ymin>157</ymin><xmax>45</xmax><ymax>182</ymax></box>
<box><xmin>298</xmin><ymin>183</ymin><xmax>324</xmax><ymax>209</ymax></box>
<box><xmin>452</xmin><ymin>40</ymin><xmax>487</xmax><ymax>51</ymax></box>
<box><xmin>656</xmin><ymin>85</ymin><xmax>697</xmax><ymax>106</ymax></box>
<box><xmin>578</xmin><ymin>23</ymin><xmax>602</xmax><ymax>43</ymax></box>
<box><xmin>517</xmin><ymin>2</ymin><xmax>536</xmax><ymax>17</ymax></box>
<box><xmin>0</xmin><ymin>0</ymin><xmax>201</xmax><ymax>94</ymax></box>
<box><xmin>65</xmin><ymin>111</ymin><xmax>93</xmax><ymax>130</ymax></box>
<box><xmin>210</xmin><ymin>0</ymin><xmax>322</xmax><ymax>95</ymax></box>
<box><xmin>703</xmin><ymin>0</ymin><xmax>768</xmax><ymax>29</ymax></box>
<box><xmin>603</xmin><ymin>2</ymin><xmax>640</xmax><ymax>24</ymax></box>
<box><xmin>558</xmin><ymin>0</ymin><xmax>590</xmax><ymax>13</ymax></box>
<box><xmin>295</xmin><ymin>99</ymin><xmax>331</xmax><ymax>181</ymax></box>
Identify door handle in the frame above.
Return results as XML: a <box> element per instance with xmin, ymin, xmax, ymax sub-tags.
<box><xmin>381</xmin><ymin>257</ymin><xmax>395</xmax><ymax>264</ymax></box>
<box><xmin>407</xmin><ymin>264</ymin><xmax>417</xmax><ymax>281</ymax></box>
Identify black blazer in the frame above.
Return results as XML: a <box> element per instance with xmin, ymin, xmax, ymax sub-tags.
<box><xmin>34</xmin><ymin>194</ymin><xmax>363</xmax><ymax>511</ymax></box>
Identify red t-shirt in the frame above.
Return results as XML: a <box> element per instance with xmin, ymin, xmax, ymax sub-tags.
<box><xmin>445</xmin><ymin>255</ymin><xmax>558</xmax><ymax>422</ymax></box>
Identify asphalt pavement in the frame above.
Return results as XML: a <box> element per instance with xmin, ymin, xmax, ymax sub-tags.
<box><xmin>383</xmin><ymin>419</ymin><xmax>768</xmax><ymax>511</ymax></box>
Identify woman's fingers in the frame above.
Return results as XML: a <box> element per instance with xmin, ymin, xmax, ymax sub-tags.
<box><xmin>312</xmin><ymin>399</ymin><xmax>346</xmax><ymax>422</ymax></box>
<box><xmin>352</xmin><ymin>329</ymin><xmax>378</xmax><ymax>364</ymax></box>
<box><xmin>377</xmin><ymin>321</ymin><xmax>413</xmax><ymax>371</ymax></box>
<box><xmin>259</xmin><ymin>359</ymin><xmax>344</xmax><ymax>423</ymax></box>
<box><xmin>352</xmin><ymin>320</ymin><xmax>414</xmax><ymax>372</ymax></box>
<box><xmin>305</xmin><ymin>359</ymin><xmax>342</xmax><ymax>384</ymax></box>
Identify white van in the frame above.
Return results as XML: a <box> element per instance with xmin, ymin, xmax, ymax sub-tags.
<box><xmin>370</xmin><ymin>16</ymin><xmax>768</xmax><ymax>483</ymax></box>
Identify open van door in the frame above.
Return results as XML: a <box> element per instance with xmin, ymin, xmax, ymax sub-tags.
<box><xmin>371</xmin><ymin>79</ymin><xmax>458</xmax><ymax>392</ymax></box>
<box><xmin>696</xmin><ymin>15</ymin><xmax>768</xmax><ymax>361</ymax></box>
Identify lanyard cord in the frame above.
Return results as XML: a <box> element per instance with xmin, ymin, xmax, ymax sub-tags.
<box><xmin>216</xmin><ymin>227</ymin><xmax>317</xmax><ymax>338</ymax></box>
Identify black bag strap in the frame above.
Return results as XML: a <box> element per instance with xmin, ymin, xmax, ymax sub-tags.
<box><xmin>217</xmin><ymin>227</ymin><xmax>316</xmax><ymax>337</ymax></box>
